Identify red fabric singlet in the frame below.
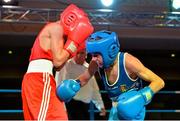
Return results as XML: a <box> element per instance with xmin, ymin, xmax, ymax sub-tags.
<box><xmin>29</xmin><ymin>25</ymin><xmax>53</xmax><ymax>61</ymax></box>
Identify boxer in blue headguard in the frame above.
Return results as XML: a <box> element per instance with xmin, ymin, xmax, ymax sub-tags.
<box><xmin>56</xmin><ymin>30</ymin><xmax>165</xmax><ymax>121</ymax></box>
<box><xmin>86</xmin><ymin>31</ymin><xmax>120</xmax><ymax>68</ymax></box>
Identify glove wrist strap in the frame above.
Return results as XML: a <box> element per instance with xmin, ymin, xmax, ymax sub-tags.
<box><xmin>140</xmin><ymin>86</ymin><xmax>154</xmax><ymax>105</ymax></box>
<box><xmin>75</xmin><ymin>79</ymin><xmax>81</xmax><ymax>86</ymax></box>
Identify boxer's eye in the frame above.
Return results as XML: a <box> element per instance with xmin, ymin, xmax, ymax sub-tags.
<box><xmin>92</xmin><ymin>54</ymin><xmax>98</xmax><ymax>57</ymax></box>
<box><xmin>96</xmin><ymin>36</ymin><xmax>102</xmax><ymax>40</ymax></box>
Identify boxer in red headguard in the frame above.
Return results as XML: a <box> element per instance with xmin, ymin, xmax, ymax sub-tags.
<box><xmin>21</xmin><ymin>4</ymin><xmax>94</xmax><ymax>120</ymax></box>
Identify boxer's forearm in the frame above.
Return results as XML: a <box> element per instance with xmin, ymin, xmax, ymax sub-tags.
<box><xmin>77</xmin><ymin>60</ymin><xmax>98</xmax><ymax>86</ymax></box>
<box><xmin>88</xmin><ymin>59</ymin><xmax>99</xmax><ymax>76</ymax></box>
<box><xmin>77</xmin><ymin>70</ymin><xmax>92</xmax><ymax>86</ymax></box>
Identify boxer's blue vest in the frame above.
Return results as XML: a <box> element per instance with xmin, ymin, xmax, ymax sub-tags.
<box><xmin>100</xmin><ymin>52</ymin><xmax>142</xmax><ymax>100</ymax></box>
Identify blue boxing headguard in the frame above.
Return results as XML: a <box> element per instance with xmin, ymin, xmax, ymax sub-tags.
<box><xmin>86</xmin><ymin>30</ymin><xmax>120</xmax><ymax>68</ymax></box>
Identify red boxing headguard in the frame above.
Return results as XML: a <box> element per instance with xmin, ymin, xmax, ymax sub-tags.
<box><xmin>60</xmin><ymin>4</ymin><xmax>90</xmax><ymax>35</ymax></box>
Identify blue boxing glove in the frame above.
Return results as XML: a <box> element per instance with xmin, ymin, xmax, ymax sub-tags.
<box><xmin>56</xmin><ymin>79</ymin><xmax>80</xmax><ymax>102</ymax></box>
<box><xmin>135</xmin><ymin>107</ymin><xmax>146</xmax><ymax>120</ymax></box>
<box><xmin>117</xmin><ymin>86</ymin><xmax>154</xmax><ymax>120</ymax></box>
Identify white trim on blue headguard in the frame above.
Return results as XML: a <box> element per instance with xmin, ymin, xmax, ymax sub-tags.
<box><xmin>86</xmin><ymin>30</ymin><xmax>120</xmax><ymax>68</ymax></box>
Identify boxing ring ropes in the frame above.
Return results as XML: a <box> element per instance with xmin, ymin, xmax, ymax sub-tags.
<box><xmin>0</xmin><ymin>5</ymin><xmax>180</xmax><ymax>119</ymax></box>
<box><xmin>0</xmin><ymin>89</ymin><xmax>180</xmax><ymax>120</ymax></box>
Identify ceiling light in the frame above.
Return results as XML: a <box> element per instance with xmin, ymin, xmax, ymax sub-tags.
<box><xmin>0</xmin><ymin>0</ymin><xmax>18</xmax><ymax>6</ymax></box>
<box><xmin>101</xmin><ymin>0</ymin><xmax>113</xmax><ymax>7</ymax></box>
<box><xmin>172</xmin><ymin>0</ymin><xmax>180</xmax><ymax>9</ymax></box>
<box><xmin>3</xmin><ymin>0</ymin><xmax>12</xmax><ymax>3</ymax></box>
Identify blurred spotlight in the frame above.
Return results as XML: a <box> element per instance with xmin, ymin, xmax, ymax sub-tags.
<box><xmin>8</xmin><ymin>50</ymin><xmax>13</xmax><ymax>55</ymax></box>
<box><xmin>172</xmin><ymin>0</ymin><xmax>180</xmax><ymax>9</ymax></box>
<box><xmin>4</xmin><ymin>0</ymin><xmax>12</xmax><ymax>3</ymax></box>
<box><xmin>171</xmin><ymin>53</ymin><xmax>176</xmax><ymax>58</ymax></box>
<box><xmin>101</xmin><ymin>0</ymin><xmax>113</xmax><ymax>7</ymax></box>
<box><xmin>0</xmin><ymin>0</ymin><xmax>18</xmax><ymax>6</ymax></box>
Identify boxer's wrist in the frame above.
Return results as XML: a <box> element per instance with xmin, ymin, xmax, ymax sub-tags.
<box><xmin>75</xmin><ymin>79</ymin><xmax>81</xmax><ymax>87</ymax></box>
<box><xmin>140</xmin><ymin>86</ymin><xmax>154</xmax><ymax>105</ymax></box>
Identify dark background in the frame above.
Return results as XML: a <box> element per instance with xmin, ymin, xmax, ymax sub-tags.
<box><xmin>0</xmin><ymin>0</ymin><xmax>180</xmax><ymax>120</ymax></box>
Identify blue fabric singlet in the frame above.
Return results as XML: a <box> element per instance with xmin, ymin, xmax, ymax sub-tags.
<box><xmin>100</xmin><ymin>52</ymin><xmax>142</xmax><ymax>101</ymax></box>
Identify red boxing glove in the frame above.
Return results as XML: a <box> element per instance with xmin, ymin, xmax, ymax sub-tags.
<box><xmin>72</xmin><ymin>41</ymin><xmax>86</xmax><ymax>56</ymax></box>
<box><xmin>77</xmin><ymin>41</ymin><xmax>86</xmax><ymax>52</ymax></box>
<box><xmin>64</xmin><ymin>18</ymin><xmax>94</xmax><ymax>58</ymax></box>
